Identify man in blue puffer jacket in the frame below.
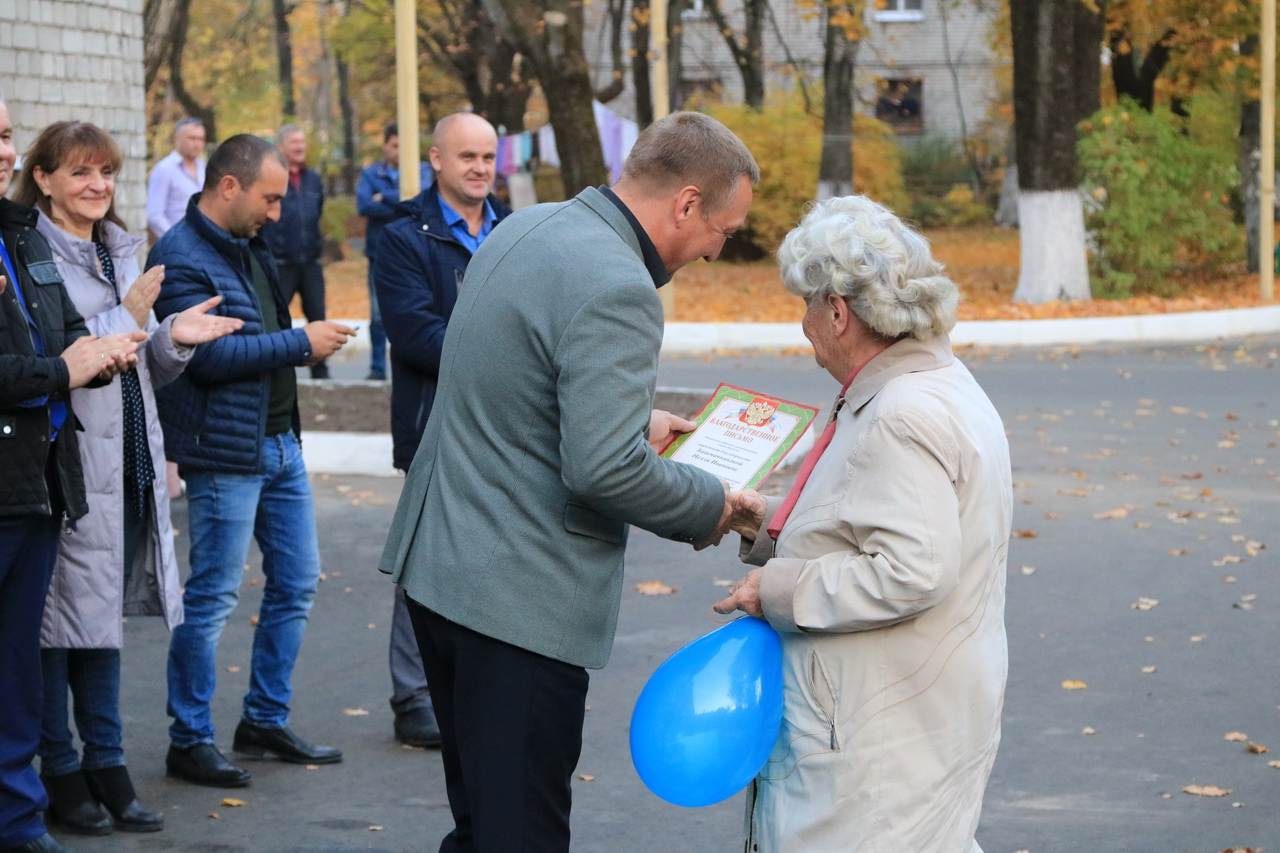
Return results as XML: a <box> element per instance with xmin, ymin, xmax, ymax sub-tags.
<box><xmin>373</xmin><ymin>112</ymin><xmax>510</xmax><ymax>748</ymax></box>
<box><xmin>149</xmin><ymin>135</ymin><xmax>355</xmax><ymax>789</ymax></box>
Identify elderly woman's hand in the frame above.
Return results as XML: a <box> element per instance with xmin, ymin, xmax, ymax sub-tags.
<box><xmin>122</xmin><ymin>265</ymin><xmax>163</xmax><ymax>327</ymax></box>
<box><xmin>713</xmin><ymin>569</ymin><xmax>763</xmax><ymax>618</ymax></box>
<box><xmin>727</xmin><ymin>490</ymin><xmax>767</xmax><ymax>539</ymax></box>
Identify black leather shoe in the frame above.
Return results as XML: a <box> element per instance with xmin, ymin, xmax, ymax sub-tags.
<box><xmin>394</xmin><ymin>707</ymin><xmax>442</xmax><ymax>748</ymax></box>
<box><xmin>232</xmin><ymin>721</ymin><xmax>342</xmax><ymax>765</ymax></box>
<box><xmin>84</xmin><ymin>767</ymin><xmax>163</xmax><ymax>833</ymax></box>
<box><xmin>165</xmin><ymin>744</ymin><xmax>252</xmax><ymax>788</ymax></box>
<box><xmin>41</xmin><ymin>771</ymin><xmax>111</xmax><ymax>836</ymax></box>
<box><xmin>0</xmin><ymin>831</ymin><xmax>76</xmax><ymax>852</ymax></box>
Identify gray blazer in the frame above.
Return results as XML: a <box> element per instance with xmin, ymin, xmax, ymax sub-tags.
<box><xmin>37</xmin><ymin>213</ymin><xmax>189</xmax><ymax>648</ymax></box>
<box><xmin>379</xmin><ymin>187</ymin><xmax>724</xmax><ymax>668</ymax></box>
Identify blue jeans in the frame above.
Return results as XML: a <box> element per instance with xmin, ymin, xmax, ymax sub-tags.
<box><xmin>167</xmin><ymin>432</ymin><xmax>321</xmax><ymax>747</ymax></box>
<box><xmin>367</xmin><ymin>258</ymin><xmax>387</xmax><ymax>376</ymax></box>
<box><xmin>39</xmin><ymin>649</ymin><xmax>124</xmax><ymax>777</ymax></box>
<box><xmin>0</xmin><ymin>514</ymin><xmax>60</xmax><ymax>846</ymax></box>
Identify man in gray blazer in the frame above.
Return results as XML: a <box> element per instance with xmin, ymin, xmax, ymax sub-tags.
<box><xmin>379</xmin><ymin>112</ymin><xmax>758</xmax><ymax>852</ymax></box>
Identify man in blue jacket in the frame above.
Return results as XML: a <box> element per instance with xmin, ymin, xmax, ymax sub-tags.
<box><xmin>264</xmin><ymin>124</ymin><xmax>329</xmax><ymax>378</ymax></box>
<box><xmin>150</xmin><ymin>135</ymin><xmax>355</xmax><ymax>789</ymax></box>
<box><xmin>356</xmin><ymin>123</ymin><xmax>432</xmax><ymax>381</ymax></box>
<box><xmin>373</xmin><ymin>112</ymin><xmax>510</xmax><ymax>748</ymax></box>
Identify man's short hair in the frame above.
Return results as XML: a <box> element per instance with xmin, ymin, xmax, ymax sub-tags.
<box><xmin>276</xmin><ymin>123</ymin><xmax>304</xmax><ymax>145</ymax></box>
<box><xmin>621</xmin><ymin>112</ymin><xmax>759</xmax><ymax>213</ymax></box>
<box><xmin>203</xmin><ymin>133</ymin><xmax>285</xmax><ymax>191</ymax></box>
<box><xmin>383</xmin><ymin>122</ymin><xmax>398</xmax><ymax>143</ymax></box>
<box><xmin>173</xmin><ymin>117</ymin><xmax>204</xmax><ymax>139</ymax></box>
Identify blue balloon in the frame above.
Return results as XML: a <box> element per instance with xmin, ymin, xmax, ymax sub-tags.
<box><xmin>629</xmin><ymin>616</ymin><xmax>784</xmax><ymax>807</ymax></box>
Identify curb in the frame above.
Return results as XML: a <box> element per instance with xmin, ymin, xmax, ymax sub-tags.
<box><xmin>302</xmin><ymin>392</ymin><xmax>816</xmax><ymax>479</ymax></box>
<box><xmin>305</xmin><ymin>304</ymin><xmax>1280</xmax><ymax>355</ymax></box>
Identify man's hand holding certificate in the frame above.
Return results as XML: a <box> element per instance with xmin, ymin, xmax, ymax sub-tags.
<box><xmin>657</xmin><ymin>385</ymin><xmax>819</xmax><ymax>490</ymax></box>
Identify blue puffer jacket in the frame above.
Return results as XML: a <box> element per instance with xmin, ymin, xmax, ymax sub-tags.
<box><xmin>373</xmin><ymin>184</ymin><xmax>511</xmax><ymax>471</ymax></box>
<box><xmin>149</xmin><ymin>197</ymin><xmax>313</xmax><ymax>474</ymax></box>
<box><xmin>263</xmin><ymin>167</ymin><xmax>324</xmax><ymax>266</ymax></box>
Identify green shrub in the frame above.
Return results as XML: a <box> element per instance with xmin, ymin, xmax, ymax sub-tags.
<box><xmin>700</xmin><ymin>90</ymin><xmax>908</xmax><ymax>257</ymax></box>
<box><xmin>1077</xmin><ymin>98</ymin><xmax>1240</xmax><ymax>298</ymax></box>
<box><xmin>900</xmin><ymin>135</ymin><xmax>993</xmax><ymax>227</ymax></box>
<box><xmin>322</xmin><ymin>194</ymin><xmax>358</xmax><ymax>246</ymax></box>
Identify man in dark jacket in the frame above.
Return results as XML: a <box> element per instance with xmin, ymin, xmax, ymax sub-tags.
<box><xmin>263</xmin><ymin>124</ymin><xmax>329</xmax><ymax>379</ymax></box>
<box><xmin>149</xmin><ymin>134</ymin><xmax>355</xmax><ymax>790</ymax></box>
<box><xmin>373</xmin><ymin>112</ymin><xmax>509</xmax><ymax>748</ymax></box>
<box><xmin>356</xmin><ymin>122</ymin><xmax>432</xmax><ymax>381</ymax></box>
<box><xmin>0</xmin><ymin>100</ymin><xmax>144</xmax><ymax>853</ymax></box>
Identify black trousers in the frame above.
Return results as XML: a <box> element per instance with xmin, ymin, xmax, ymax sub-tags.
<box><xmin>277</xmin><ymin>260</ymin><xmax>326</xmax><ymax>323</ymax></box>
<box><xmin>406</xmin><ymin>598</ymin><xmax>589</xmax><ymax>853</ymax></box>
<box><xmin>278</xmin><ymin>261</ymin><xmax>328</xmax><ymax>377</ymax></box>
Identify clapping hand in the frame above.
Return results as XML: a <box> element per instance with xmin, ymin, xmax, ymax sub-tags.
<box><xmin>61</xmin><ymin>331</ymin><xmax>148</xmax><ymax>389</ymax></box>
<box><xmin>171</xmin><ymin>296</ymin><xmax>244</xmax><ymax>346</ymax></box>
<box><xmin>122</xmin><ymin>265</ymin><xmax>163</xmax><ymax>327</ymax></box>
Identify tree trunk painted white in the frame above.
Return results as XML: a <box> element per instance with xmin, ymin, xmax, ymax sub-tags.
<box><xmin>1014</xmin><ymin>189</ymin><xmax>1091</xmax><ymax>303</ymax></box>
<box><xmin>816</xmin><ymin>179</ymin><xmax>853</xmax><ymax>202</ymax></box>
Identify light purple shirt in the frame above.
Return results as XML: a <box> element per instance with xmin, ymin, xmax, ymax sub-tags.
<box><xmin>146</xmin><ymin>151</ymin><xmax>205</xmax><ymax>238</ymax></box>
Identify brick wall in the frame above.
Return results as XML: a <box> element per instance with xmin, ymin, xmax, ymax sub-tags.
<box><xmin>0</xmin><ymin>0</ymin><xmax>147</xmax><ymax>232</ymax></box>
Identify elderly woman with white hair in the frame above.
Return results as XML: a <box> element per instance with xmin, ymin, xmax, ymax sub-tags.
<box><xmin>716</xmin><ymin>195</ymin><xmax>1012</xmax><ymax>852</ymax></box>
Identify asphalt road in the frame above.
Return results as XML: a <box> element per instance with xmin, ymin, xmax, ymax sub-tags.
<box><xmin>77</xmin><ymin>335</ymin><xmax>1280</xmax><ymax>852</ymax></box>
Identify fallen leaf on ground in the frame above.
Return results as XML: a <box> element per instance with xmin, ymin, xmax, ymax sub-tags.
<box><xmin>1182</xmin><ymin>784</ymin><xmax>1231</xmax><ymax>797</ymax></box>
<box><xmin>1131</xmin><ymin>597</ymin><xmax>1160</xmax><ymax>611</ymax></box>
<box><xmin>712</xmin><ymin>578</ymin><xmax>734</xmax><ymax>587</ymax></box>
<box><xmin>221</xmin><ymin>798</ymin><xmax>245</xmax><ymax>807</ymax></box>
<box><xmin>1246</xmin><ymin>742</ymin><xmax>1270</xmax><ymax>754</ymax></box>
<box><xmin>208</xmin><ymin>812</ymin><xmax>220</xmax><ymax>820</ymax></box>
<box><xmin>1095</xmin><ymin>507</ymin><xmax>1130</xmax><ymax>520</ymax></box>
<box><xmin>578</xmin><ymin>774</ymin><xmax>595</xmax><ymax>782</ymax></box>
<box><xmin>305</xmin><ymin>764</ymin><xmax>319</xmax><ymax>770</ymax></box>
<box><xmin>369</xmin><ymin>825</ymin><xmax>383</xmax><ymax>831</ymax></box>
<box><xmin>1021</xmin><ymin>566</ymin><xmax>1037</xmax><ymax>576</ymax></box>
<box><xmin>1268</xmin><ymin>760</ymin><xmax>1280</xmax><ymax>769</ymax></box>
<box><xmin>1082</xmin><ymin>726</ymin><xmax>1097</xmax><ymax>735</ymax></box>
<box><xmin>1224</xmin><ymin>731</ymin><xmax>1249</xmax><ymax>742</ymax></box>
<box><xmin>342</xmin><ymin>708</ymin><xmax>370</xmax><ymax>717</ymax></box>
<box><xmin>1141</xmin><ymin>666</ymin><xmax>1157</xmax><ymax>674</ymax></box>
<box><xmin>249</xmin><ymin>615</ymin><xmax>259</xmax><ymax>626</ymax></box>
<box><xmin>634</xmin><ymin>581</ymin><xmax>676</xmax><ymax>596</ymax></box>
<box><xmin>226</xmin><ymin>666</ymin><xmax>240</xmax><ymax>673</ymax></box>
<box><xmin>1013</xmin><ymin>529</ymin><xmax>1039</xmax><ymax>539</ymax></box>
<box><xmin>1061</xmin><ymin>679</ymin><xmax>1088</xmax><ymax>690</ymax></box>
<box><xmin>1168</xmin><ymin>548</ymin><xmax>1189</xmax><ymax>556</ymax></box>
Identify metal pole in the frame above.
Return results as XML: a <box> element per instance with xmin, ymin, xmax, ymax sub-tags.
<box><xmin>650</xmin><ymin>0</ymin><xmax>675</xmax><ymax>317</ymax></box>
<box><xmin>1262</xmin><ymin>0</ymin><xmax>1275</xmax><ymax>301</ymax></box>
<box><xmin>394</xmin><ymin>0</ymin><xmax>421</xmax><ymax>201</ymax></box>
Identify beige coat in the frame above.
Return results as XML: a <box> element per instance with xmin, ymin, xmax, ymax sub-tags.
<box><xmin>740</xmin><ymin>335</ymin><xmax>1011</xmax><ymax>853</ymax></box>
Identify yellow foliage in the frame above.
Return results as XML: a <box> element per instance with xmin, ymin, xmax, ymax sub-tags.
<box><xmin>700</xmin><ymin>90</ymin><xmax>908</xmax><ymax>255</ymax></box>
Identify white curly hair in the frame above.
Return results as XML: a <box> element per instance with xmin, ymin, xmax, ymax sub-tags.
<box><xmin>777</xmin><ymin>195</ymin><xmax>958</xmax><ymax>340</ymax></box>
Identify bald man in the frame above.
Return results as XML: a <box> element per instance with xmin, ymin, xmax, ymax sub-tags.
<box><xmin>371</xmin><ymin>113</ymin><xmax>512</xmax><ymax>748</ymax></box>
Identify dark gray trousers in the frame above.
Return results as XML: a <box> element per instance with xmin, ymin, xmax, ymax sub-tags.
<box><xmin>389</xmin><ymin>585</ymin><xmax>433</xmax><ymax>715</ymax></box>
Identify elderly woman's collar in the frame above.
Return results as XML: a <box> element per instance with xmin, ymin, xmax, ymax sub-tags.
<box><xmin>841</xmin><ymin>334</ymin><xmax>955</xmax><ymax>415</ymax></box>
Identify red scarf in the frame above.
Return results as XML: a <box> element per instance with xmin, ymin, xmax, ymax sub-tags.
<box><xmin>765</xmin><ymin>364</ymin><xmax>863</xmax><ymax>540</ymax></box>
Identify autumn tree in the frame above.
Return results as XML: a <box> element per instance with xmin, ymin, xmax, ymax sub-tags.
<box><xmin>481</xmin><ymin>0</ymin><xmax>608</xmax><ymax>194</ymax></box>
<box><xmin>1010</xmin><ymin>0</ymin><xmax>1106</xmax><ymax>303</ymax></box>
<box><xmin>144</xmin><ymin>0</ymin><xmax>218</xmax><ymax>141</ymax></box>
<box><xmin>703</xmin><ymin>0</ymin><xmax>767</xmax><ymax>110</ymax></box>
<box><xmin>817</xmin><ymin>2</ymin><xmax>862</xmax><ymax>200</ymax></box>
<box><xmin>271</xmin><ymin>0</ymin><xmax>298</xmax><ymax>118</ymax></box>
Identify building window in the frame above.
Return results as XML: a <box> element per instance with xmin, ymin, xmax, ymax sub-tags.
<box><xmin>874</xmin><ymin>0</ymin><xmax>924</xmax><ymax>23</ymax></box>
<box><xmin>875</xmin><ymin>78</ymin><xmax>923</xmax><ymax>134</ymax></box>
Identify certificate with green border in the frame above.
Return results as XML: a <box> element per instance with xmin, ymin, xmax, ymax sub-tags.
<box><xmin>659</xmin><ymin>384</ymin><xmax>819</xmax><ymax>490</ymax></box>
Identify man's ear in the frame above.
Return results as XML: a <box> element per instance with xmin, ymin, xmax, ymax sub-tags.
<box><xmin>218</xmin><ymin>174</ymin><xmax>240</xmax><ymax>201</ymax></box>
<box><xmin>673</xmin><ymin>185</ymin><xmax>701</xmax><ymax>225</ymax></box>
